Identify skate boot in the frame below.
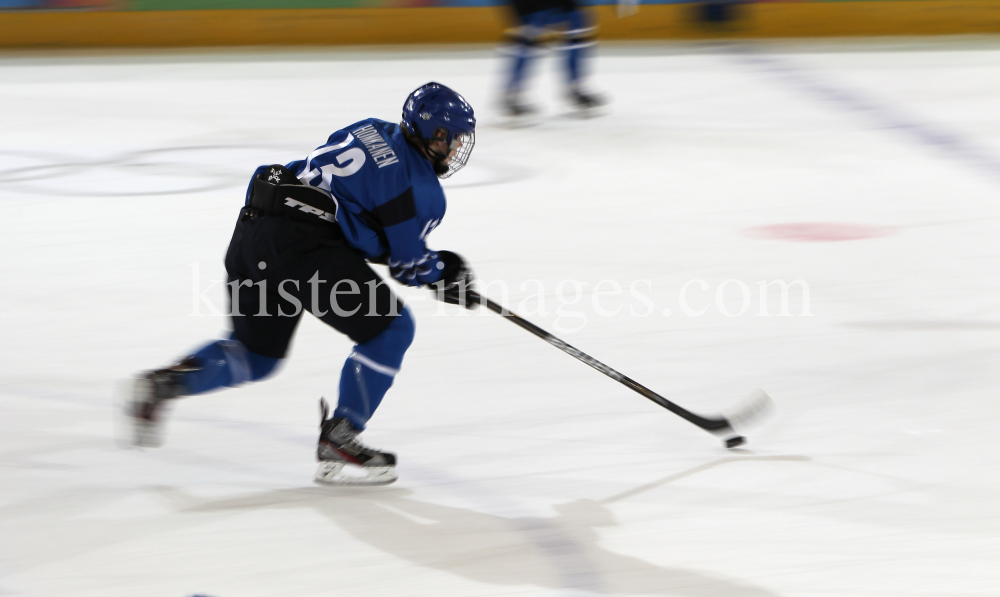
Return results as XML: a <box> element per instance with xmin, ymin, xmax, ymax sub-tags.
<box><xmin>568</xmin><ymin>88</ymin><xmax>608</xmax><ymax>117</ymax></box>
<box><xmin>125</xmin><ymin>358</ymin><xmax>195</xmax><ymax>447</ymax></box>
<box><xmin>503</xmin><ymin>94</ymin><xmax>534</xmax><ymax>117</ymax></box>
<box><xmin>501</xmin><ymin>91</ymin><xmax>540</xmax><ymax>127</ymax></box>
<box><xmin>315</xmin><ymin>398</ymin><xmax>397</xmax><ymax>486</ymax></box>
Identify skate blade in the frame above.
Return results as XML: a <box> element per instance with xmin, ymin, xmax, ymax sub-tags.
<box><xmin>565</xmin><ymin>105</ymin><xmax>608</xmax><ymax>120</ymax></box>
<box><xmin>314</xmin><ymin>461</ymin><xmax>398</xmax><ymax>486</ymax></box>
<box><xmin>500</xmin><ymin>112</ymin><xmax>542</xmax><ymax>129</ymax></box>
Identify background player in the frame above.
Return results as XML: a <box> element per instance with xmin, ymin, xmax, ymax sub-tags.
<box><xmin>502</xmin><ymin>0</ymin><xmax>607</xmax><ymax>117</ymax></box>
<box><xmin>125</xmin><ymin>82</ymin><xmax>478</xmax><ymax>486</ymax></box>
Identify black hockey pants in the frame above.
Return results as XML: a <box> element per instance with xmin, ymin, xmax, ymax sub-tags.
<box><xmin>224</xmin><ymin>207</ymin><xmax>402</xmax><ymax>359</ymax></box>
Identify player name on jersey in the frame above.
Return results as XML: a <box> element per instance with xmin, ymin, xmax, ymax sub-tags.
<box><xmin>352</xmin><ymin>124</ymin><xmax>399</xmax><ymax>169</ymax></box>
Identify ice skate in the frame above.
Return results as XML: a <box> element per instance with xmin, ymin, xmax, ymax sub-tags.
<box><xmin>315</xmin><ymin>398</ymin><xmax>397</xmax><ymax>486</ymax></box>
<box><xmin>500</xmin><ymin>90</ymin><xmax>540</xmax><ymax>128</ymax></box>
<box><xmin>123</xmin><ymin>367</ymin><xmax>185</xmax><ymax>447</ymax></box>
<box><xmin>567</xmin><ymin>87</ymin><xmax>608</xmax><ymax>118</ymax></box>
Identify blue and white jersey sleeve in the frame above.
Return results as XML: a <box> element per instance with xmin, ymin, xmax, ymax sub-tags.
<box><xmin>376</xmin><ymin>164</ymin><xmax>447</xmax><ymax>287</ymax></box>
<box><xmin>381</xmin><ymin>189</ymin><xmax>443</xmax><ymax>287</ymax></box>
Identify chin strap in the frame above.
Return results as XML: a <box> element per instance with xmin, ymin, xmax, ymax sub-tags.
<box><xmin>418</xmin><ymin>137</ymin><xmax>450</xmax><ymax>176</ymax></box>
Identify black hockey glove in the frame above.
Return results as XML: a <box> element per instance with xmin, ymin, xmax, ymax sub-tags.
<box><xmin>431</xmin><ymin>250</ymin><xmax>478</xmax><ymax>309</ymax></box>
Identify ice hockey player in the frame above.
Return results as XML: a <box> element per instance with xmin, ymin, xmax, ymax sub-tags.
<box><xmin>501</xmin><ymin>0</ymin><xmax>607</xmax><ymax>117</ymax></box>
<box><xmin>125</xmin><ymin>82</ymin><xmax>478</xmax><ymax>486</ymax></box>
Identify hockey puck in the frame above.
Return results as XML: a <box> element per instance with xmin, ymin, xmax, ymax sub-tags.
<box><xmin>725</xmin><ymin>435</ymin><xmax>746</xmax><ymax>448</ymax></box>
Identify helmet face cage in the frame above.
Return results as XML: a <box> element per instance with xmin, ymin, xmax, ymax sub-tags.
<box><xmin>402</xmin><ymin>82</ymin><xmax>476</xmax><ymax>178</ymax></box>
<box><xmin>439</xmin><ymin>130</ymin><xmax>474</xmax><ymax>179</ymax></box>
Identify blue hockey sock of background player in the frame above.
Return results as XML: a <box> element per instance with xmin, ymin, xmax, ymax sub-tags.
<box><xmin>509</xmin><ymin>46</ymin><xmax>531</xmax><ymax>95</ymax></box>
<box><xmin>505</xmin><ymin>9</ymin><xmax>563</xmax><ymax>99</ymax></box>
<box><xmin>562</xmin><ymin>10</ymin><xmax>592</xmax><ymax>88</ymax></box>
<box><xmin>333</xmin><ymin>307</ymin><xmax>416</xmax><ymax>430</ymax></box>
<box><xmin>182</xmin><ymin>335</ymin><xmax>281</xmax><ymax>395</ymax></box>
<box><xmin>565</xmin><ymin>42</ymin><xmax>582</xmax><ymax>87</ymax></box>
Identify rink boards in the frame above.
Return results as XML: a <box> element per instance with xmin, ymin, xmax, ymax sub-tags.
<box><xmin>2</xmin><ymin>1</ymin><xmax>1000</xmax><ymax>48</ymax></box>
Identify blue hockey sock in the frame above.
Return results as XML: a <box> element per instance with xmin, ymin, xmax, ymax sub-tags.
<box><xmin>334</xmin><ymin>308</ymin><xmax>415</xmax><ymax>430</ymax></box>
<box><xmin>563</xmin><ymin>10</ymin><xmax>592</xmax><ymax>86</ymax></box>
<box><xmin>508</xmin><ymin>47</ymin><xmax>531</xmax><ymax>94</ymax></box>
<box><xmin>567</xmin><ymin>44</ymin><xmax>583</xmax><ymax>85</ymax></box>
<box><xmin>182</xmin><ymin>336</ymin><xmax>281</xmax><ymax>395</ymax></box>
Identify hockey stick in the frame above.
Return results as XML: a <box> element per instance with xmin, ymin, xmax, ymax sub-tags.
<box><xmin>467</xmin><ymin>290</ymin><xmax>773</xmax><ymax>448</ymax></box>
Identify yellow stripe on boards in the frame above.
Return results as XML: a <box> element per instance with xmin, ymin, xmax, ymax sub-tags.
<box><xmin>2</xmin><ymin>2</ymin><xmax>1000</xmax><ymax>48</ymax></box>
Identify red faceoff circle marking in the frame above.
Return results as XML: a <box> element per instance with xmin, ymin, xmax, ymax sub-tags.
<box><xmin>744</xmin><ymin>223</ymin><xmax>896</xmax><ymax>242</ymax></box>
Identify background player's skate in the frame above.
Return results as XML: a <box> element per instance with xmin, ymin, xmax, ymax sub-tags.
<box><xmin>499</xmin><ymin>87</ymin><xmax>543</xmax><ymax>128</ymax></box>
<box><xmin>315</xmin><ymin>398</ymin><xmax>398</xmax><ymax>486</ymax></box>
<box><xmin>566</xmin><ymin>85</ymin><xmax>609</xmax><ymax>118</ymax></box>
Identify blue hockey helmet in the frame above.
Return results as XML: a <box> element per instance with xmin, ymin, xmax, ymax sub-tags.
<box><xmin>401</xmin><ymin>82</ymin><xmax>476</xmax><ymax>179</ymax></box>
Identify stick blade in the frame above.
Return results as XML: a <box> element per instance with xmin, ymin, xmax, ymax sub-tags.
<box><xmin>720</xmin><ymin>388</ymin><xmax>775</xmax><ymax>433</ymax></box>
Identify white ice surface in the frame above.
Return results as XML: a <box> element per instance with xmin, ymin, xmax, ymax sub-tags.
<box><xmin>1</xmin><ymin>39</ymin><xmax>999</xmax><ymax>597</ymax></box>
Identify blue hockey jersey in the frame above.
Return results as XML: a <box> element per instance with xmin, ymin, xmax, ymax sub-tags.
<box><xmin>282</xmin><ymin>118</ymin><xmax>447</xmax><ymax>287</ymax></box>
